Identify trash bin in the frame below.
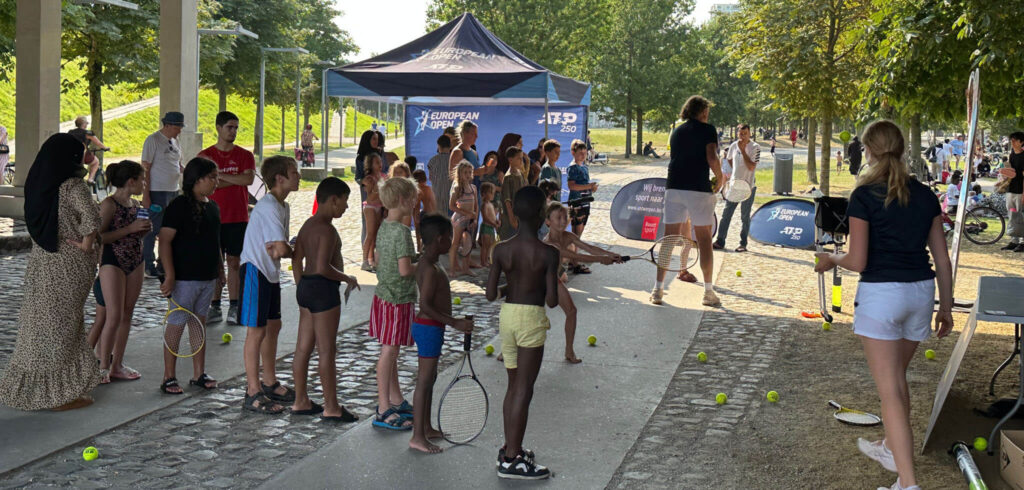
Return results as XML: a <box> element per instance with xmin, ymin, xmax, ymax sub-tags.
<box><xmin>773</xmin><ymin>153</ymin><xmax>793</xmax><ymax>195</ymax></box>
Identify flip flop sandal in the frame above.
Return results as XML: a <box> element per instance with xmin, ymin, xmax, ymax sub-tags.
<box><xmin>110</xmin><ymin>365</ymin><xmax>141</xmax><ymax>381</ymax></box>
<box><xmin>321</xmin><ymin>406</ymin><xmax>358</xmax><ymax>423</ymax></box>
<box><xmin>392</xmin><ymin>400</ymin><xmax>414</xmax><ymax>416</ymax></box>
<box><xmin>243</xmin><ymin>392</ymin><xmax>285</xmax><ymax>414</ymax></box>
<box><xmin>261</xmin><ymin>381</ymin><xmax>296</xmax><ymax>402</ymax></box>
<box><xmin>189</xmin><ymin>373</ymin><xmax>217</xmax><ymax>390</ymax></box>
<box><xmin>291</xmin><ymin>401</ymin><xmax>325</xmax><ymax>416</ymax></box>
<box><xmin>160</xmin><ymin>377</ymin><xmax>184</xmax><ymax>395</ymax></box>
<box><xmin>372</xmin><ymin>406</ymin><xmax>412</xmax><ymax>430</ymax></box>
<box><xmin>99</xmin><ymin>369</ymin><xmax>111</xmax><ymax>385</ymax></box>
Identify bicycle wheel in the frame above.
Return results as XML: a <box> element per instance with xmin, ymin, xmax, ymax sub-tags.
<box><xmin>961</xmin><ymin>205</ymin><xmax>1005</xmax><ymax>245</ymax></box>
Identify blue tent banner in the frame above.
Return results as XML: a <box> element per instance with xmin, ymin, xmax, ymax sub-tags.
<box><xmin>748</xmin><ymin>198</ymin><xmax>816</xmax><ymax>249</ymax></box>
<box><xmin>405</xmin><ymin>104</ymin><xmax>586</xmax><ymax>199</ymax></box>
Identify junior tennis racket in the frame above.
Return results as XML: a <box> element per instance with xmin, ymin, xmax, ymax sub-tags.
<box><xmin>437</xmin><ymin>325</ymin><xmax>488</xmax><ymax>445</ymax></box>
<box><xmin>457</xmin><ymin>226</ymin><xmax>474</xmax><ymax>257</ymax></box>
<box><xmin>621</xmin><ymin>234</ymin><xmax>698</xmax><ymax>272</ymax></box>
<box><xmin>828</xmin><ymin>400</ymin><xmax>881</xmax><ymax>426</ymax></box>
<box><xmin>164</xmin><ymin>297</ymin><xmax>206</xmax><ymax>358</ymax></box>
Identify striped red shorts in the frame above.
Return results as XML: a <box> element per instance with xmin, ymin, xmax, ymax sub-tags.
<box><xmin>368</xmin><ymin>296</ymin><xmax>414</xmax><ymax>346</ymax></box>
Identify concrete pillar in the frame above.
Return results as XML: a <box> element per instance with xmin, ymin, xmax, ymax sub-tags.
<box><xmin>14</xmin><ymin>0</ymin><xmax>61</xmax><ymax>188</ymax></box>
<box><xmin>159</xmin><ymin>0</ymin><xmax>202</xmax><ymax>163</ymax></box>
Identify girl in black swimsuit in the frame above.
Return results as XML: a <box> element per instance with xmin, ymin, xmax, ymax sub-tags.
<box><xmin>95</xmin><ymin>161</ymin><xmax>152</xmax><ymax>384</ymax></box>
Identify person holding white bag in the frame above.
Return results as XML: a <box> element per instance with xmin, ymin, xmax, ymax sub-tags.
<box><xmin>714</xmin><ymin>123</ymin><xmax>760</xmax><ymax>252</ymax></box>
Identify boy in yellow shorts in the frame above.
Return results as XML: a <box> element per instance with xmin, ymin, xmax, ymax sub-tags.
<box><xmin>486</xmin><ymin>186</ymin><xmax>559</xmax><ymax>480</ymax></box>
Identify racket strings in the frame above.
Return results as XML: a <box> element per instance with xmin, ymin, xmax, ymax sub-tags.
<box><xmin>653</xmin><ymin>236</ymin><xmax>688</xmax><ymax>271</ymax></box>
<box><xmin>438</xmin><ymin>379</ymin><xmax>488</xmax><ymax>443</ymax></box>
<box><xmin>837</xmin><ymin>411</ymin><xmax>880</xmax><ymax>425</ymax></box>
<box><xmin>164</xmin><ymin>310</ymin><xmax>205</xmax><ymax>357</ymax></box>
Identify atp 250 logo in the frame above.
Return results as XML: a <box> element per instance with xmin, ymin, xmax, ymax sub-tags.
<box><xmin>537</xmin><ymin>112</ymin><xmax>579</xmax><ymax>133</ymax></box>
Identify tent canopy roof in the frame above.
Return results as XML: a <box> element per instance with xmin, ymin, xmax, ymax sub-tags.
<box><xmin>326</xmin><ymin>13</ymin><xmax>590</xmax><ymax>106</ymax></box>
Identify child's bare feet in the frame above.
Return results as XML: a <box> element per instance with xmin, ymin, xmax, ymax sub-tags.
<box><xmin>426</xmin><ymin>427</ymin><xmax>444</xmax><ymax>440</ymax></box>
<box><xmin>409</xmin><ymin>436</ymin><xmax>443</xmax><ymax>454</ymax></box>
<box><xmin>565</xmin><ymin>353</ymin><xmax>582</xmax><ymax>364</ymax></box>
<box><xmin>496</xmin><ymin>353</ymin><xmax>503</xmax><ymax>362</ymax></box>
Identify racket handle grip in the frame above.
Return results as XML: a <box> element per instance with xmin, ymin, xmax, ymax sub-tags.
<box><xmin>463</xmin><ymin>333</ymin><xmax>472</xmax><ymax>352</ymax></box>
<box><xmin>622</xmin><ymin>256</ymin><xmax>631</xmax><ymax>262</ymax></box>
<box><xmin>827</xmin><ymin>400</ymin><xmax>841</xmax><ymax>409</ymax></box>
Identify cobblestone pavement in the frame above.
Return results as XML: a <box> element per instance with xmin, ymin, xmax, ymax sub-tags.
<box><xmin>606</xmin><ymin>210</ymin><xmax>829</xmax><ymax>488</ymax></box>
<box><xmin>0</xmin><ymin>218</ymin><xmax>25</xmax><ymax>237</ymax></box>
<box><xmin>0</xmin><ymin>163</ymin><xmax>656</xmax><ymax>486</ymax></box>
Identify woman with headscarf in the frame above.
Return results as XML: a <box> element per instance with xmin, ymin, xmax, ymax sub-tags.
<box><xmin>0</xmin><ymin>133</ymin><xmax>103</xmax><ymax>411</ymax></box>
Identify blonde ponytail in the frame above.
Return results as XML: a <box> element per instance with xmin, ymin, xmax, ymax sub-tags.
<box><xmin>856</xmin><ymin>120</ymin><xmax>910</xmax><ymax>207</ymax></box>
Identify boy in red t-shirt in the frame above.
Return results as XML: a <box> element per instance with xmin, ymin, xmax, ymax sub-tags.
<box><xmin>198</xmin><ymin>111</ymin><xmax>256</xmax><ymax>324</ymax></box>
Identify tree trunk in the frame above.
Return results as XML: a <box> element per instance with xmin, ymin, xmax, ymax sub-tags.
<box><xmin>820</xmin><ymin>113</ymin><xmax>832</xmax><ymax>196</ymax></box>
<box><xmin>806</xmin><ymin>118</ymin><xmax>818</xmax><ymax>185</ymax></box>
<box><xmin>280</xmin><ymin>106</ymin><xmax>286</xmax><ymax>151</ymax></box>
<box><xmin>218</xmin><ymin>86</ymin><xmax>227</xmax><ymax>113</ymax></box>
<box><xmin>909</xmin><ymin>113</ymin><xmax>925</xmax><ymax>177</ymax></box>
<box><xmin>87</xmin><ymin>39</ymin><xmax>103</xmax><ymax>166</ymax></box>
<box><xmin>635</xmin><ymin>107</ymin><xmax>644</xmax><ymax>156</ymax></box>
<box><xmin>303</xmin><ymin>107</ymin><xmax>311</xmax><ymax>129</ymax></box>
<box><xmin>625</xmin><ymin>91</ymin><xmax>633</xmax><ymax>158</ymax></box>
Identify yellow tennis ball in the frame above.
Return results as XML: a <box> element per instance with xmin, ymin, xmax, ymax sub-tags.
<box><xmin>287</xmin><ymin>265</ymin><xmax>293</xmax><ymax>271</ymax></box>
<box><xmin>716</xmin><ymin>393</ymin><xmax>727</xmax><ymax>405</ymax></box>
<box><xmin>82</xmin><ymin>446</ymin><xmax>98</xmax><ymax>461</ymax></box>
<box><xmin>485</xmin><ymin>344</ymin><xmax>494</xmax><ymax>355</ymax></box>
<box><xmin>735</xmin><ymin>270</ymin><xmax>742</xmax><ymax>277</ymax></box>
<box><xmin>822</xmin><ymin>321</ymin><xmax>832</xmax><ymax>331</ymax></box>
<box><xmin>453</xmin><ymin>297</ymin><xmax>462</xmax><ymax>305</ymax></box>
<box><xmin>697</xmin><ymin>352</ymin><xmax>708</xmax><ymax>363</ymax></box>
<box><xmin>222</xmin><ymin>333</ymin><xmax>232</xmax><ymax>344</ymax></box>
<box><xmin>925</xmin><ymin>349</ymin><xmax>936</xmax><ymax>360</ymax></box>
<box><xmin>974</xmin><ymin>437</ymin><xmax>988</xmax><ymax>451</ymax></box>
<box><xmin>587</xmin><ymin>335</ymin><xmax>597</xmax><ymax>346</ymax></box>
<box><xmin>767</xmin><ymin>391</ymin><xmax>779</xmax><ymax>403</ymax></box>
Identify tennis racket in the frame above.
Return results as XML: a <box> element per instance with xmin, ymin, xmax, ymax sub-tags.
<box><xmin>723</xmin><ymin>179</ymin><xmax>752</xmax><ymax>203</ymax></box>
<box><xmin>437</xmin><ymin>324</ymin><xmax>488</xmax><ymax>445</ymax></box>
<box><xmin>828</xmin><ymin>400</ymin><xmax>881</xmax><ymax>426</ymax></box>
<box><xmin>163</xmin><ymin>297</ymin><xmax>206</xmax><ymax>358</ymax></box>
<box><xmin>457</xmin><ymin>224</ymin><xmax>475</xmax><ymax>257</ymax></box>
<box><xmin>621</xmin><ymin>234</ymin><xmax>698</xmax><ymax>272</ymax></box>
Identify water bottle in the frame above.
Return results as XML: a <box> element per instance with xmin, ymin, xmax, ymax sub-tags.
<box><xmin>137</xmin><ymin>207</ymin><xmax>149</xmax><ymax>221</ymax></box>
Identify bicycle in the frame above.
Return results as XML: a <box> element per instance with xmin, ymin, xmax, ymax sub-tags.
<box><xmin>2</xmin><ymin>160</ymin><xmax>14</xmax><ymax>185</ymax></box>
<box><xmin>930</xmin><ymin>181</ymin><xmax>1005</xmax><ymax>245</ymax></box>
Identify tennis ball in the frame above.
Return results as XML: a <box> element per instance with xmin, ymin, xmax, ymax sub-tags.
<box><xmin>222</xmin><ymin>333</ymin><xmax>232</xmax><ymax>344</ymax></box>
<box><xmin>716</xmin><ymin>393</ymin><xmax>728</xmax><ymax>405</ymax></box>
<box><xmin>587</xmin><ymin>335</ymin><xmax>597</xmax><ymax>346</ymax></box>
<box><xmin>82</xmin><ymin>446</ymin><xmax>98</xmax><ymax>461</ymax></box>
<box><xmin>925</xmin><ymin>349</ymin><xmax>936</xmax><ymax>360</ymax></box>
<box><xmin>485</xmin><ymin>344</ymin><xmax>494</xmax><ymax>356</ymax></box>
<box><xmin>287</xmin><ymin>265</ymin><xmax>293</xmax><ymax>271</ymax></box>
<box><xmin>822</xmin><ymin>321</ymin><xmax>832</xmax><ymax>331</ymax></box>
<box><xmin>814</xmin><ymin>256</ymin><xmax>820</xmax><ymax>265</ymax></box>
<box><xmin>697</xmin><ymin>352</ymin><xmax>708</xmax><ymax>363</ymax></box>
<box><xmin>974</xmin><ymin>437</ymin><xmax>988</xmax><ymax>452</ymax></box>
<box><xmin>766</xmin><ymin>391</ymin><xmax>779</xmax><ymax>403</ymax></box>
<box><xmin>736</xmin><ymin>270</ymin><xmax>742</xmax><ymax>277</ymax></box>
<box><xmin>453</xmin><ymin>297</ymin><xmax>462</xmax><ymax>305</ymax></box>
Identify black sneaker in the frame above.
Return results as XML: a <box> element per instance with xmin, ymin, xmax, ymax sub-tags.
<box><xmin>1015</xmin><ymin>244</ymin><xmax>1024</xmax><ymax>253</ymax></box>
<box><xmin>712</xmin><ymin>242</ymin><xmax>724</xmax><ymax>250</ymax></box>
<box><xmin>497</xmin><ymin>454</ymin><xmax>550</xmax><ymax>480</ymax></box>
<box><xmin>226</xmin><ymin>304</ymin><xmax>239</xmax><ymax>325</ymax></box>
<box><xmin>207</xmin><ymin>305</ymin><xmax>223</xmax><ymax>323</ymax></box>
<box><xmin>1001</xmin><ymin>243</ymin><xmax>1018</xmax><ymax>251</ymax></box>
<box><xmin>496</xmin><ymin>446</ymin><xmax>536</xmax><ymax>467</ymax></box>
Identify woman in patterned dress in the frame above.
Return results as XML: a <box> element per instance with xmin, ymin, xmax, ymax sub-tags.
<box><xmin>0</xmin><ymin>133</ymin><xmax>103</xmax><ymax>411</ymax></box>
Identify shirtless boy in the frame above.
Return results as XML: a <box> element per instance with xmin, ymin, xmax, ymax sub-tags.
<box><xmin>409</xmin><ymin>214</ymin><xmax>474</xmax><ymax>453</ymax></box>
<box><xmin>542</xmin><ymin>203</ymin><xmax>622</xmax><ymax>363</ymax></box>
<box><xmin>486</xmin><ymin>186</ymin><xmax>559</xmax><ymax>480</ymax></box>
<box><xmin>290</xmin><ymin>177</ymin><xmax>360</xmax><ymax>422</ymax></box>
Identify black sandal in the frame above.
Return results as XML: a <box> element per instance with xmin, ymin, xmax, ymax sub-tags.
<box><xmin>291</xmin><ymin>401</ymin><xmax>324</xmax><ymax>416</ymax></box>
<box><xmin>160</xmin><ymin>377</ymin><xmax>184</xmax><ymax>395</ymax></box>
<box><xmin>261</xmin><ymin>381</ymin><xmax>296</xmax><ymax>402</ymax></box>
<box><xmin>321</xmin><ymin>406</ymin><xmax>358</xmax><ymax>423</ymax></box>
<box><xmin>243</xmin><ymin>392</ymin><xmax>285</xmax><ymax>414</ymax></box>
<box><xmin>189</xmin><ymin>373</ymin><xmax>217</xmax><ymax>390</ymax></box>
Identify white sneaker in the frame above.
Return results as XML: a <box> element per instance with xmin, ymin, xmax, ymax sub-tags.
<box><xmin>650</xmin><ymin>288</ymin><xmax>664</xmax><ymax>305</ymax></box>
<box><xmin>877</xmin><ymin>479</ymin><xmax>920</xmax><ymax>490</ymax></box>
<box><xmin>858</xmin><ymin>438</ymin><xmax>897</xmax><ymax>472</ymax></box>
<box><xmin>701</xmin><ymin>290</ymin><xmax>721</xmax><ymax>307</ymax></box>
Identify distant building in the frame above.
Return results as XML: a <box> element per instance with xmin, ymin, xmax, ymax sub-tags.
<box><xmin>710</xmin><ymin>3</ymin><xmax>740</xmax><ymax>14</ymax></box>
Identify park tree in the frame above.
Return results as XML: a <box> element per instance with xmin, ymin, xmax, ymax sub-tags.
<box><xmin>295</xmin><ymin>0</ymin><xmax>356</xmax><ymax>128</ymax></box>
<box><xmin>0</xmin><ymin>0</ymin><xmax>13</xmax><ymax>81</ymax></box>
<box><xmin>693</xmin><ymin>13</ymin><xmax>756</xmax><ymax>135</ymax></box>
<box><xmin>62</xmin><ymin>0</ymin><xmax>161</xmax><ymax>152</ymax></box>
<box><xmin>732</xmin><ymin>0</ymin><xmax>871</xmax><ymax>194</ymax></box>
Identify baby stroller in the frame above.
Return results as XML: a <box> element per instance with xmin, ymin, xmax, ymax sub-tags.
<box><xmin>814</xmin><ymin>196</ymin><xmax>849</xmax><ymax>323</ymax></box>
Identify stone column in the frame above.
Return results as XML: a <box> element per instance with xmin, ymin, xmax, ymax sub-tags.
<box><xmin>159</xmin><ymin>0</ymin><xmax>202</xmax><ymax>163</ymax></box>
<box><xmin>13</xmin><ymin>0</ymin><xmax>61</xmax><ymax>188</ymax></box>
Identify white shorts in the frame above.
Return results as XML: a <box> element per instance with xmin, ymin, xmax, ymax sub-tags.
<box><xmin>853</xmin><ymin>280</ymin><xmax>935</xmax><ymax>342</ymax></box>
<box><xmin>663</xmin><ymin>189</ymin><xmax>716</xmax><ymax>227</ymax></box>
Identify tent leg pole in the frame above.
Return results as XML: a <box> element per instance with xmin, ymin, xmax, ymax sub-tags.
<box><xmin>544</xmin><ymin>95</ymin><xmax>549</xmax><ymax>139</ymax></box>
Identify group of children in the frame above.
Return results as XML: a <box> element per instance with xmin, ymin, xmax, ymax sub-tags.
<box><xmin>82</xmin><ymin>113</ymin><xmax>619</xmax><ymax>479</ymax></box>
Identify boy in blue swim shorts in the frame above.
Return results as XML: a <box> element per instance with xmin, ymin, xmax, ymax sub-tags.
<box><xmin>410</xmin><ymin>214</ymin><xmax>474</xmax><ymax>453</ymax></box>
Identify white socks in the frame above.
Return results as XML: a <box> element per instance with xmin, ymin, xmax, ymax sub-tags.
<box><xmin>704</xmin><ymin>283</ymin><xmax>714</xmax><ymax>292</ymax></box>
